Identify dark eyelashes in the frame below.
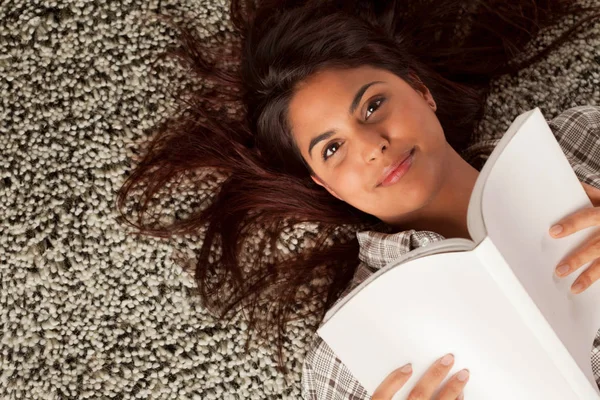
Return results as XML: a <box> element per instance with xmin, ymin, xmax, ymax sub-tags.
<box><xmin>322</xmin><ymin>141</ymin><xmax>341</xmax><ymax>161</ymax></box>
<box><xmin>365</xmin><ymin>97</ymin><xmax>384</xmax><ymax>119</ymax></box>
<box><xmin>321</xmin><ymin>96</ymin><xmax>386</xmax><ymax>162</ymax></box>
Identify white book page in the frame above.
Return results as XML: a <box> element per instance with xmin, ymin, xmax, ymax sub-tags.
<box><xmin>475</xmin><ymin>237</ymin><xmax>600</xmax><ymax>399</ymax></box>
<box><xmin>320</xmin><ymin>237</ymin><xmax>475</xmax><ymax>325</ymax></box>
<box><xmin>477</xmin><ymin>108</ymin><xmax>600</xmax><ymax>391</ymax></box>
<box><xmin>317</xmin><ymin>250</ymin><xmax>576</xmax><ymax>399</ymax></box>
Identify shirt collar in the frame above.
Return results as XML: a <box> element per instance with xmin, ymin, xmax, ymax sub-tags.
<box><xmin>356</xmin><ymin>228</ymin><xmax>446</xmax><ymax>270</ymax></box>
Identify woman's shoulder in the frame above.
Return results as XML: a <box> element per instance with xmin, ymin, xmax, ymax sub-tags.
<box><xmin>547</xmin><ymin>105</ymin><xmax>600</xmax><ymax>149</ymax></box>
<box><xmin>547</xmin><ymin>105</ymin><xmax>600</xmax><ymax>133</ymax></box>
<box><xmin>461</xmin><ymin>105</ymin><xmax>600</xmax><ymax>171</ymax></box>
<box><xmin>548</xmin><ymin>105</ymin><xmax>600</xmax><ymax>189</ymax></box>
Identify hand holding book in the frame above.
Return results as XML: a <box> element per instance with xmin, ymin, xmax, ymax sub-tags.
<box><xmin>551</xmin><ymin>183</ymin><xmax>600</xmax><ymax>294</ymax></box>
<box><xmin>372</xmin><ymin>353</ymin><xmax>468</xmax><ymax>400</ymax></box>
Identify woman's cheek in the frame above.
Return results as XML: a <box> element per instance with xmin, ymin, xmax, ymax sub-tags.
<box><xmin>337</xmin><ymin>171</ymin><xmax>362</xmax><ymax>197</ymax></box>
<box><xmin>329</xmin><ymin>166</ymin><xmax>365</xmax><ymax>201</ymax></box>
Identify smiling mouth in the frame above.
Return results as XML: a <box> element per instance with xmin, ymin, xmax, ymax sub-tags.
<box><xmin>377</xmin><ymin>147</ymin><xmax>416</xmax><ymax>187</ymax></box>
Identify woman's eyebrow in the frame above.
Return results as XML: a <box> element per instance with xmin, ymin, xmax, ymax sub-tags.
<box><xmin>349</xmin><ymin>81</ymin><xmax>384</xmax><ymax>114</ymax></box>
<box><xmin>308</xmin><ymin>130</ymin><xmax>335</xmax><ymax>159</ymax></box>
<box><xmin>308</xmin><ymin>80</ymin><xmax>384</xmax><ymax>159</ymax></box>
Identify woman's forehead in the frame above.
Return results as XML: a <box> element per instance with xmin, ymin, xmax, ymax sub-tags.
<box><xmin>288</xmin><ymin>66</ymin><xmax>407</xmax><ymax>128</ymax></box>
<box><xmin>296</xmin><ymin>65</ymin><xmax>394</xmax><ymax>91</ymax></box>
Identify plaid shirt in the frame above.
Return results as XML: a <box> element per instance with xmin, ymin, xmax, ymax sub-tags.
<box><xmin>301</xmin><ymin>106</ymin><xmax>600</xmax><ymax>399</ymax></box>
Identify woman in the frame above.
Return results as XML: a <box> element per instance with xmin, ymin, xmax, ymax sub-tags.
<box><xmin>117</xmin><ymin>0</ymin><xmax>600</xmax><ymax>398</ymax></box>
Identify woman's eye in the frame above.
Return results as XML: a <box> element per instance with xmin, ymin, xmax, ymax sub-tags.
<box><xmin>322</xmin><ymin>141</ymin><xmax>342</xmax><ymax>161</ymax></box>
<box><xmin>365</xmin><ymin>98</ymin><xmax>384</xmax><ymax>119</ymax></box>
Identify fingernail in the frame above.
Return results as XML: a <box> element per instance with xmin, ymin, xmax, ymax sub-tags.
<box><xmin>440</xmin><ymin>353</ymin><xmax>454</xmax><ymax>366</ymax></box>
<box><xmin>556</xmin><ymin>264</ymin><xmax>570</xmax><ymax>276</ymax></box>
<box><xmin>572</xmin><ymin>282</ymin><xmax>584</xmax><ymax>294</ymax></box>
<box><xmin>400</xmin><ymin>363</ymin><xmax>412</xmax><ymax>373</ymax></box>
<box><xmin>550</xmin><ymin>224</ymin><xmax>563</xmax><ymax>236</ymax></box>
<box><xmin>457</xmin><ymin>369</ymin><xmax>470</xmax><ymax>382</ymax></box>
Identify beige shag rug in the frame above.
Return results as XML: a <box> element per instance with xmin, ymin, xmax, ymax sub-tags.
<box><xmin>1</xmin><ymin>0</ymin><xmax>599</xmax><ymax>398</ymax></box>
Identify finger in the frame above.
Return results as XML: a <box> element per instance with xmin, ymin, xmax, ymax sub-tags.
<box><xmin>555</xmin><ymin>235</ymin><xmax>600</xmax><ymax>277</ymax></box>
<box><xmin>408</xmin><ymin>353</ymin><xmax>454</xmax><ymax>400</ymax></box>
<box><xmin>435</xmin><ymin>369</ymin><xmax>469</xmax><ymax>400</ymax></box>
<box><xmin>372</xmin><ymin>364</ymin><xmax>413</xmax><ymax>400</ymax></box>
<box><xmin>570</xmin><ymin>258</ymin><xmax>600</xmax><ymax>294</ymax></box>
<box><xmin>549</xmin><ymin>207</ymin><xmax>600</xmax><ymax>238</ymax></box>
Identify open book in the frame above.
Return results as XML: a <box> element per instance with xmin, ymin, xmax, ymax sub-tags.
<box><xmin>317</xmin><ymin>108</ymin><xmax>600</xmax><ymax>399</ymax></box>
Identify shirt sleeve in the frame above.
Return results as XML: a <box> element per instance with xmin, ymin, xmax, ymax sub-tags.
<box><xmin>593</xmin><ymin>331</ymin><xmax>600</xmax><ymax>390</ymax></box>
<box><xmin>301</xmin><ymin>261</ymin><xmax>373</xmax><ymax>400</ymax></box>
<box><xmin>301</xmin><ymin>333</ymin><xmax>370</xmax><ymax>400</ymax></box>
<box><xmin>548</xmin><ymin>105</ymin><xmax>600</xmax><ymax>189</ymax></box>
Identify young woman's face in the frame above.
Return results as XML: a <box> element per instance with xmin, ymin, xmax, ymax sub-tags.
<box><xmin>288</xmin><ymin>65</ymin><xmax>452</xmax><ymax>224</ymax></box>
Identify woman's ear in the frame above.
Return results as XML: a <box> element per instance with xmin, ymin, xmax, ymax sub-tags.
<box><xmin>423</xmin><ymin>88</ymin><xmax>437</xmax><ymax>112</ymax></box>
<box><xmin>311</xmin><ymin>175</ymin><xmax>343</xmax><ymax>201</ymax></box>
<box><xmin>422</xmin><ymin>88</ymin><xmax>436</xmax><ymax>112</ymax></box>
<box><xmin>409</xmin><ymin>72</ymin><xmax>437</xmax><ymax>112</ymax></box>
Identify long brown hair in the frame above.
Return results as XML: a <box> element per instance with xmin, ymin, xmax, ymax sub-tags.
<box><xmin>117</xmin><ymin>0</ymin><xmax>600</xmax><ymax>373</ymax></box>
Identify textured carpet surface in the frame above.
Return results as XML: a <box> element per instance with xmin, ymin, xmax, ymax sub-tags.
<box><xmin>1</xmin><ymin>1</ymin><xmax>600</xmax><ymax>399</ymax></box>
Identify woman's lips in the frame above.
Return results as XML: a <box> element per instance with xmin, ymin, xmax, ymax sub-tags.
<box><xmin>378</xmin><ymin>147</ymin><xmax>416</xmax><ymax>187</ymax></box>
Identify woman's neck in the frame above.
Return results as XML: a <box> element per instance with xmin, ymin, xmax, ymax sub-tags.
<box><xmin>389</xmin><ymin>146</ymin><xmax>480</xmax><ymax>240</ymax></box>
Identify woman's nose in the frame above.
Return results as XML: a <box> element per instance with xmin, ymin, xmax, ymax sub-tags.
<box><xmin>358</xmin><ymin>131</ymin><xmax>388</xmax><ymax>162</ymax></box>
<box><xmin>367</xmin><ymin>142</ymin><xmax>387</xmax><ymax>161</ymax></box>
